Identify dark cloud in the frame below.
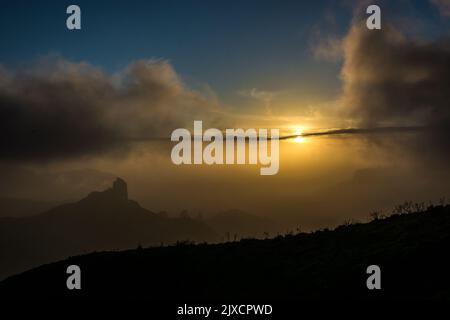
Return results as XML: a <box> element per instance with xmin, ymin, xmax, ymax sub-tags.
<box><xmin>0</xmin><ymin>58</ymin><xmax>219</xmax><ymax>161</ymax></box>
<box><xmin>280</xmin><ymin>126</ymin><xmax>423</xmax><ymax>140</ymax></box>
<box><xmin>340</xmin><ymin>22</ymin><xmax>450</xmax><ymax>161</ymax></box>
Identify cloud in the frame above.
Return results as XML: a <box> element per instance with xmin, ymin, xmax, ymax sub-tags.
<box><xmin>238</xmin><ymin>88</ymin><xmax>279</xmax><ymax>115</ymax></box>
<box><xmin>339</xmin><ymin>22</ymin><xmax>450</xmax><ymax>161</ymax></box>
<box><xmin>309</xmin><ymin>5</ymin><xmax>344</xmax><ymax>62</ymax></box>
<box><xmin>312</xmin><ymin>36</ymin><xmax>343</xmax><ymax>62</ymax></box>
<box><xmin>431</xmin><ymin>0</ymin><xmax>450</xmax><ymax>17</ymax></box>
<box><xmin>0</xmin><ymin>57</ymin><xmax>220</xmax><ymax>161</ymax></box>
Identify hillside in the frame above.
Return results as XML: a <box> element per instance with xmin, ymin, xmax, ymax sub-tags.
<box><xmin>205</xmin><ymin>209</ymin><xmax>278</xmax><ymax>240</ymax></box>
<box><xmin>0</xmin><ymin>178</ymin><xmax>216</xmax><ymax>280</ymax></box>
<box><xmin>2</xmin><ymin>204</ymin><xmax>450</xmax><ymax>299</ymax></box>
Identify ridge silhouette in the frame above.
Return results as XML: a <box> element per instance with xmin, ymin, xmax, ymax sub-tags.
<box><xmin>0</xmin><ymin>178</ymin><xmax>216</xmax><ymax>280</ymax></box>
<box><xmin>2</xmin><ymin>203</ymin><xmax>450</xmax><ymax>299</ymax></box>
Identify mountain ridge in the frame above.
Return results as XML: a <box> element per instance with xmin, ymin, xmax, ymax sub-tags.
<box><xmin>0</xmin><ymin>178</ymin><xmax>216</xmax><ymax>280</ymax></box>
<box><xmin>2</xmin><ymin>204</ymin><xmax>450</xmax><ymax>299</ymax></box>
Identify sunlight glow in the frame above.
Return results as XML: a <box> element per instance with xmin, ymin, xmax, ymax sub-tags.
<box><xmin>293</xmin><ymin>127</ymin><xmax>305</xmax><ymax>143</ymax></box>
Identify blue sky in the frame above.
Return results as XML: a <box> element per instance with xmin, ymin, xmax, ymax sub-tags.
<box><xmin>0</xmin><ymin>0</ymin><xmax>349</xmax><ymax>102</ymax></box>
<box><xmin>0</xmin><ymin>0</ymin><xmax>448</xmax><ymax>104</ymax></box>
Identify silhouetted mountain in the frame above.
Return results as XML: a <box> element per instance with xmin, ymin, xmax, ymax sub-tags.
<box><xmin>0</xmin><ymin>178</ymin><xmax>216</xmax><ymax>280</ymax></box>
<box><xmin>2</xmin><ymin>204</ymin><xmax>450</xmax><ymax>299</ymax></box>
<box><xmin>0</xmin><ymin>196</ymin><xmax>56</xmax><ymax>218</ymax></box>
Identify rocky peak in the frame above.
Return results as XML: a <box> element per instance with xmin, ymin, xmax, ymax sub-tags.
<box><xmin>112</xmin><ymin>178</ymin><xmax>128</xmax><ymax>200</ymax></box>
<box><xmin>81</xmin><ymin>177</ymin><xmax>129</xmax><ymax>204</ymax></box>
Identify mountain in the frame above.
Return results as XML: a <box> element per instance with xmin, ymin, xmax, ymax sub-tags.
<box><xmin>2</xmin><ymin>204</ymin><xmax>450</xmax><ymax>299</ymax></box>
<box><xmin>0</xmin><ymin>178</ymin><xmax>216</xmax><ymax>280</ymax></box>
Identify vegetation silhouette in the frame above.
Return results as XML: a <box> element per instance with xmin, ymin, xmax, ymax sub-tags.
<box><xmin>2</xmin><ymin>202</ymin><xmax>450</xmax><ymax>299</ymax></box>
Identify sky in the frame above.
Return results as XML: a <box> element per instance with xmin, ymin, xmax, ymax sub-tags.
<box><xmin>1</xmin><ymin>0</ymin><xmax>450</xmax><ymax>230</ymax></box>
<box><xmin>1</xmin><ymin>0</ymin><xmax>449</xmax><ymax>117</ymax></box>
<box><xmin>1</xmin><ymin>0</ymin><xmax>344</xmax><ymax>98</ymax></box>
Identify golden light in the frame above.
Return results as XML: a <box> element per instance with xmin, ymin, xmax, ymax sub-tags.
<box><xmin>293</xmin><ymin>127</ymin><xmax>305</xmax><ymax>143</ymax></box>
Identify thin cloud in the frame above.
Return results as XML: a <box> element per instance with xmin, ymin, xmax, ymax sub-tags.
<box><xmin>312</xmin><ymin>36</ymin><xmax>343</xmax><ymax>62</ymax></box>
<box><xmin>238</xmin><ymin>88</ymin><xmax>279</xmax><ymax>116</ymax></box>
<box><xmin>431</xmin><ymin>0</ymin><xmax>450</xmax><ymax>17</ymax></box>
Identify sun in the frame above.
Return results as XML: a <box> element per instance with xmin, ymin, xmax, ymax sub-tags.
<box><xmin>292</xmin><ymin>127</ymin><xmax>305</xmax><ymax>143</ymax></box>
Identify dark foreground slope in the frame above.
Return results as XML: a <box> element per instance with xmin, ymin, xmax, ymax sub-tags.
<box><xmin>2</xmin><ymin>205</ymin><xmax>450</xmax><ymax>299</ymax></box>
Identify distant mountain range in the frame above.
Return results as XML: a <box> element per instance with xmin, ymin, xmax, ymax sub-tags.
<box><xmin>0</xmin><ymin>178</ymin><xmax>276</xmax><ymax>281</ymax></box>
<box><xmin>2</xmin><ymin>204</ymin><xmax>450</xmax><ymax>299</ymax></box>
